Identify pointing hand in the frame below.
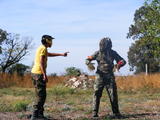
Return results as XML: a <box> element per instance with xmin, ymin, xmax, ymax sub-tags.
<box><xmin>63</xmin><ymin>52</ymin><xmax>69</xmax><ymax>57</ymax></box>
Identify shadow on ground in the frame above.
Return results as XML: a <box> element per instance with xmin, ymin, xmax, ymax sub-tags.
<box><xmin>1</xmin><ymin>112</ymin><xmax>159</xmax><ymax>120</ymax></box>
<box><xmin>97</xmin><ymin>112</ymin><xmax>160</xmax><ymax>120</ymax></box>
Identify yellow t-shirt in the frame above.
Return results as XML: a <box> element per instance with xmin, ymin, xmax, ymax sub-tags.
<box><xmin>31</xmin><ymin>45</ymin><xmax>48</xmax><ymax>74</ymax></box>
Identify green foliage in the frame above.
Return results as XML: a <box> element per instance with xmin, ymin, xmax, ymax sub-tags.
<box><xmin>8</xmin><ymin>63</ymin><xmax>30</xmax><ymax>76</ymax></box>
<box><xmin>0</xmin><ymin>101</ymin><xmax>29</xmax><ymax>112</ymax></box>
<box><xmin>0</xmin><ymin>29</ymin><xmax>7</xmax><ymax>54</ymax></box>
<box><xmin>65</xmin><ymin>67</ymin><xmax>81</xmax><ymax>76</ymax></box>
<box><xmin>128</xmin><ymin>40</ymin><xmax>160</xmax><ymax>73</ymax></box>
<box><xmin>0</xmin><ymin>88</ymin><xmax>33</xmax><ymax>96</ymax></box>
<box><xmin>127</xmin><ymin>0</ymin><xmax>160</xmax><ymax>73</ymax></box>
<box><xmin>50</xmin><ymin>85</ymin><xmax>75</xmax><ymax>96</ymax></box>
<box><xmin>12</xmin><ymin>101</ymin><xmax>29</xmax><ymax>112</ymax></box>
<box><xmin>49</xmin><ymin>73</ymin><xmax>57</xmax><ymax>77</ymax></box>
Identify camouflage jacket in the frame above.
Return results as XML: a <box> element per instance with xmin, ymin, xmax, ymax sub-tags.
<box><xmin>91</xmin><ymin>50</ymin><xmax>126</xmax><ymax>74</ymax></box>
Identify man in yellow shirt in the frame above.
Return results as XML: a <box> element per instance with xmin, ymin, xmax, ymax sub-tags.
<box><xmin>31</xmin><ymin>35</ymin><xmax>69</xmax><ymax>120</ymax></box>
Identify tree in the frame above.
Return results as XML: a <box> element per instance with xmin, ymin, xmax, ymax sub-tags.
<box><xmin>49</xmin><ymin>73</ymin><xmax>57</xmax><ymax>77</ymax></box>
<box><xmin>0</xmin><ymin>29</ymin><xmax>7</xmax><ymax>54</ymax></box>
<box><xmin>127</xmin><ymin>0</ymin><xmax>160</xmax><ymax>73</ymax></box>
<box><xmin>0</xmin><ymin>29</ymin><xmax>32</xmax><ymax>73</ymax></box>
<box><xmin>8</xmin><ymin>63</ymin><xmax>30</xmax><ymax>76</ymax></box>
<box><xmin>65</xmin><ymin>67</ymin><xmax>81</xmax><ymax>76</ymax></box>
<box><xmin>128</xmin><ymin>41</ymin><xmax>159</xmax><ymax>73</ymax></box>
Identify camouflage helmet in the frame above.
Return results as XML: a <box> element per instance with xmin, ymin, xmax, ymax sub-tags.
<box><xmin>99</xmin><ymin>37</ymin><xmax>112</xmax><ymax>51</ymax></box>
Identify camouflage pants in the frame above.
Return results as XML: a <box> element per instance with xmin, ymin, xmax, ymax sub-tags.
<box><xmin>31</xmin><ymin>74</ymin><xmax>46</xmax><ymax>113</ymax></box>
<box><xmin>93</xmin><ymin>73</ymin><xmax>120</xmax><ymax>114</ymax></box>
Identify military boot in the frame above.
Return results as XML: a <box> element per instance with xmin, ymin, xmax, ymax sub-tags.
<box><xmin>92</xmin><ymin>111</ymin><xmax>99</xmax><ymax>118</ymax></box>
<box><xmin>31</xmin><ymin>110</ymin><xmax>38</xmax><ymax>120</ymax></box>
<box><xmin>112</xmin><ymin>112</ymin><xmax>124</xmax><ymax>119</ymax></box>
<box><xmin>38</xmin><ymin>110</ymin><xmax>48</xmax><ymax>120</ymax></box>
<box><xmin>92</xmin><ymin>96</ymin><xmax>100</xmax><ymax>118</ymax></box>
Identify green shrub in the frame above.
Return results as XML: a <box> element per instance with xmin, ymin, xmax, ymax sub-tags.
<box><xmin>51</xmin><ymin>85</ymin><xmax>75</xmax><ymax>96</ymax></box>
<box><xmin>12</xmin><ymin>101</ymin><xmax>29</xmax><ymax>112</ymax></box>
<box><xmin>65</xmin><ymin>67</ymin><xmax>81</xmax><ymax>76</ymax></box>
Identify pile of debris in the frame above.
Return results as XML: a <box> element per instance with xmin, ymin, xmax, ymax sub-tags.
<box><xmin>65</xmin><ymin>74</ymin><xmax>94</xmax><ymax>89</ymax></box>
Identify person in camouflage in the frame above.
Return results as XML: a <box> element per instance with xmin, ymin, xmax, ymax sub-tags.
<box><xmin>31</xmin><ymin>35</ymin><xmax>69</xmax><ymax>120</ymax></box>
<box><xmin>86</xmin><ymin>37</ymin><xmax>126</xmax><ymax>118</ymax></box>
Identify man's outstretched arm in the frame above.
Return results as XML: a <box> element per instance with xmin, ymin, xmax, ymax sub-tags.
<box><xmin>47</xmin><ymin>52</ymin><xmax>69</xmax><ymax>57</ymax></box>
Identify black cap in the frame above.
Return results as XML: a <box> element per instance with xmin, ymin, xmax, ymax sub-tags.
<box><xmin>42</xmin><ymin>35</ymin><xmax>55</xmax><ymax>40</ymax></box>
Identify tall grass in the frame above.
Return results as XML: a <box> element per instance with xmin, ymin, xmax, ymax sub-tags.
<box><xmin>0</xmin><ymin>73</ymin><xmax>68</xmax><ymax>88</ymax></box>
<box><xmin>0</xmin><ymin>73</ymin><xmax>33</xmax><ymax>88</ymax></box>
<box><xmin>0</xmin><ymin>73</ymin><xmax>160</xmax><ymax>91</ymax></box>
<box><xmin>116</xmin><ymin>73</ymin><xmax>160</xmax><ymax>91</ymax></box>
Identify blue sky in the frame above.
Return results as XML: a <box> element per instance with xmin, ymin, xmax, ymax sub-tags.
<box><xmin>0</xmin><ymin>0</ymin><xmax>144</xmax><ymax>75</ymax></box>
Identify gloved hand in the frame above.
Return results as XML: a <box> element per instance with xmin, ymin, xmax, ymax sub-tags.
<box><xmin>113</xmin><ymin>60</ymin><xmax>125</xmax><ymax>72</ymax></box>
<box><xmin>85</xmin><ymin>59</ymin><xmax>95</xmax><ymax>71</ymax></box>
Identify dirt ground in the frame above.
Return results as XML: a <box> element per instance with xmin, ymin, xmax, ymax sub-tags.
<box><xmin>0</xmin><ymin>111</ymin><xmax>160</xmax><ymax>120</ymax></box>
<box><xmin>1</xmin><ymin>87</ymin><xmax>160</xmax><ymax>120</ymax></box>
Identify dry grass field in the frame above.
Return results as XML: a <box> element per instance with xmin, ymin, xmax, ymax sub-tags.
<box><xmin>0</xmin><ymin>73</ymin><xmax>69</xmax><ymax>88</ymax></box>
<box><xmin>0</xmin><ymin>73</ymin><xmax>160</xmax><ymax>120</ymax></box>
<box><xmin>1</xmin><ymin>73</ymin><xmax>160</xmax><ymax>90</ymax></box>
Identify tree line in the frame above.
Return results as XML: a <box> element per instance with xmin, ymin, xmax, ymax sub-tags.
<box><xmin>127</xmin><ymin>0</ymin><xmax>160</xmax><ymax>74</ymax></box>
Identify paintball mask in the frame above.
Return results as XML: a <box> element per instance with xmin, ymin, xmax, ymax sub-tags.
<box><xmin>99</xmin><ymin>37</ymin><xmax>112</xmax><ymax>51</ymax></box>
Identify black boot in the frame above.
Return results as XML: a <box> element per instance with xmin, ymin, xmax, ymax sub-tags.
<box><xmin>92</xmin><ymin>111</ymin><xmax>99</xmax><ymax>118</ymax></box>
<box><xmin>38</xmin><ymin>110</ymin><xmax>48</xmax><ymax>120</ymax></box>
<box><xmin>92</xmin><ymin>97</ymin><xmax>100</xmax><ymax>118</ymax></box>
<box><xmin>112</xmin><ymin>112</ymin><xmax>124</xmax><ymax>119</ymax></box>
<box><xmin>31</xmin><ymin>110</ymin><xmax>38</xmax><ymax>120</ymax></box>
